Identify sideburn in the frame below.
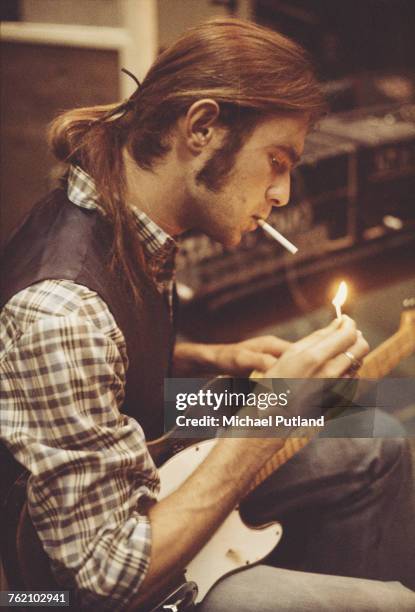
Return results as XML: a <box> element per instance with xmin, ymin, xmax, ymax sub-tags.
<box><xmin>195</xmin><ymin>112</ymin><xmax>260</xmax><ymax>192</ymax></box>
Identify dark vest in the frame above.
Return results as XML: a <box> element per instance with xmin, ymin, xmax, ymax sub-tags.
<box><xmin>0</xmin><ymin>188</ymin><xmax>176</xmax><ymax>590</ymax></box>
<box><xmin>1</xmin><ymin>188</ymin><xmax>174</xmax><ymax>442</ymax></box>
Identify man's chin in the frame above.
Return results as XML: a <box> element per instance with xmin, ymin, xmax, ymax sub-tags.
<box><xmin>205</xmin><ymin>226</ymin><xmax>242</xmax><ymax>248</ymax></box>
<box><xmin>221</xmin><ymin>232</ymin><xmax>242</xmax><ymax>248</ymax></box>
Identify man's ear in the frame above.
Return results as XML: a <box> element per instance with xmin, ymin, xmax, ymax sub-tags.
<box><xmin>182</xmin><ymin>99</ymin><xmax>221</xmax><ymax>153</ymax></box>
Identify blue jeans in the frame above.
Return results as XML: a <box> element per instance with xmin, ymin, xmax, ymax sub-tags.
<box><xmin>199</xmin><ymin>411</ymin><xmax>415</xmax><ymax>611</ymax></box>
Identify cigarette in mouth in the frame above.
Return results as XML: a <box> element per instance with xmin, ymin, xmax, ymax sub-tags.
<box><xmin>255</xmin><ymin>218</ymin><xmax>298</xmax><ymax>254</ymax></box>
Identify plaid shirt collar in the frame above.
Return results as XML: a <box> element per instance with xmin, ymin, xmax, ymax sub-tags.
<box><xmin>67</xmin><ymin>165</ymin><xmax>177</xmax><ymax>269</ymax></box>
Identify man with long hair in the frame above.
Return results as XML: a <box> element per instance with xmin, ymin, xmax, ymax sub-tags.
<box><xmin>1</xmin><ymin>18</ymin><xmax>414</xmax><ymax>611</ymax></box>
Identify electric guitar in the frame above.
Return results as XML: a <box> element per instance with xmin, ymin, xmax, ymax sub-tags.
<box><xmin>152</xmin><ymin>299</ymin><xmax>415</xmax><ymax>604</ymax></box>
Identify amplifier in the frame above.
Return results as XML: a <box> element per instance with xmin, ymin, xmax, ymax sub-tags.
<box><xmin>319</xmin><ymin>104</ymin><xmax>415</xmax><ymax>242</ymax></box>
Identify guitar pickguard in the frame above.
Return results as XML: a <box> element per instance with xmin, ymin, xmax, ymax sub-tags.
<box><xmin>159</xmin><ymin>439</ymin><xmax>282</xmax><ymax>602</ymax></box>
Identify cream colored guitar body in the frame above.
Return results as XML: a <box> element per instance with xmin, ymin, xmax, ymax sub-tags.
<box><xmin>158</xmin><ymin>439</ymin><xmax>282</xmax><ymax>603</ymax></box>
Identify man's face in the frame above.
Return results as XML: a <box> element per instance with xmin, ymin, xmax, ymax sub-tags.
<box><xmin>192</xmin><ymin>114</ymin><xmax>309</xmax><ymax>246</ymax></box>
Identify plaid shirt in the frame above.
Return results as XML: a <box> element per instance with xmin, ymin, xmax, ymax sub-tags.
<box><xmin>68</xmin><ymin>165</ymin><xmax>177</xmax><ymax>312</ymax></box>
<box><xmin>0</xmin><ymin>166</ymin><xmax>177</xmax><ymax>609</ymax></box>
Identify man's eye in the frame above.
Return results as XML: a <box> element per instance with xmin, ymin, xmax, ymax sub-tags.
<box><xmin>270</xmin><ymin>155</ymin><xmax>283</xmax><ymax>169</ymax></box>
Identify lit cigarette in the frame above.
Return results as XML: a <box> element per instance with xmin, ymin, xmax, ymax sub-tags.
<box><xmin>256</xmin><ymin>218</ymin><xmax>298</xmax><ymax>254</ymax></box>
<box><xmin>332</xmin><ymin>281</ymin><xmax>348</xmax><ymax>319</ymax></box>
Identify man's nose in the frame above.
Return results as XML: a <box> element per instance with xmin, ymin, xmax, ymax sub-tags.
<box><xmin>266</xmin><ymin>172</ymin><xmax>291</xmax><ymax>208</ymax></box>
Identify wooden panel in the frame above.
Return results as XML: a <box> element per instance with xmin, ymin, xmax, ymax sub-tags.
<box><xmin>21</xmin><ymin>0</ymin><xmax>123</xmax><ymax>27</ymax></box>
<box><xmin>0</xmin><ymin>42</ymin><xmax>119</xmax><ymax>245</ymax></box>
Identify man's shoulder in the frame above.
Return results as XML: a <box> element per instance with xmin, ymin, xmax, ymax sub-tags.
<box><xmin>4</xmin><ymin>279</ymin><xmax>98</xmax><ymax>316</ymax></box>
<box><xmin>0</xmin><ymin>279</ymin><xmax>125</xmax><ymax>350</ymax></box>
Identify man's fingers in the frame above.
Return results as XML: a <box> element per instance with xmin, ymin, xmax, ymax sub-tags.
<box><xmin>283</xmin><ymin>316</ymin><xmax>354</xmax><ymax>367</ymax></box>
<box><xmin>287</xmin><ymin>317</ymin><xmax>342</xmax><ymax>354</ymax></box>
<box><xmin>261</xmin><ymin>317</ymin><xmax>367</xmax><ymax>380</ymax></box>
<box><xmin>236</xmin><ymin>349</ymin><xmax>277</xmax><ymax>373</ymax></box>
<box><xmin>242</xmin><ymin>336</ymin><xmax>292</xmax><ymax>357</ymax></box>
<box><xmin>299</xmin><ymin>316</ymin><xmax>358</xmax><ymax>371</ymax></box>
<box><xmin>268</xmin><ymin>317</ymin><xmax>359</xmax><ymax>377</ymax></box>
<box><xmin>322</xmin><ymin>332</ymin><xmax>370</xmax><ymax>378</ymax></box>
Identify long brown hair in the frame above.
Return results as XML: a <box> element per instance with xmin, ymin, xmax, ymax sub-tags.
<box><xmin>49</xmin><ymin>18</ymin><xmax>325</xmax><ymax>303</ymax></box>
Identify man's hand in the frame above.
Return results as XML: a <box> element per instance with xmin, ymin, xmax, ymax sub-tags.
<box><xmin>263</xmin><ymin>316</ymin><xmax>369</xmax><ymax>379</ymax></box>
<box><xmin>213</xmin><ymin>336</ymin><xmax>291</xmax><ymax>375</ymax></box>
<box><xmin>133</xmin><ymin>317</ymin><xmax>369</xmax><ymax>609</ymax></box>
<box><xmin>172</xmin><ymin>336</ymin><xmax>291</xmax><ymax>377</ymax></box>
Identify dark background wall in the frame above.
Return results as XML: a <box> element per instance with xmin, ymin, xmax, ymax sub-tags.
<box><xmin>254</xmin><ymin>0</ymin><xmax>415</xmax><ymax>79</ymax></box>
<box><xmin>0</xmin><ymin>42</ymin><xmax>119</xmax><ymax>246</ymax></box>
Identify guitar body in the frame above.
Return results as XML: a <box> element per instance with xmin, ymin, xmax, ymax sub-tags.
<box><xmin>158</xmin><ymin>439</ymin><xmax>283</xmax><ymax>602</ymax></box>
<box><xmin>153</xmin><ymin>298</ymin><xmax>415</xmax><ymax>604</ymax></box>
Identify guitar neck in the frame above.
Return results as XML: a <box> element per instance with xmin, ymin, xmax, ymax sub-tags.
<box><xmin>246</xmin><ymin>435</ymin><xmax>310</xmax><ymax>495</ymax></box>
<box><xmin>247</xmin><ymin>322</ymin><xmax>415</xmax><ymax>495</ymax></box>
<box><xmin>359</xmin><ymin>329</ymin><xmax>414</xmax><ymax>378</ymax></box>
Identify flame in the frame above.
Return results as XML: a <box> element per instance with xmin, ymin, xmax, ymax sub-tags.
<box><xmin>332</xmin><ymin>281</ymin><xmax>348</xmax><ymax>309</ymax></box>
